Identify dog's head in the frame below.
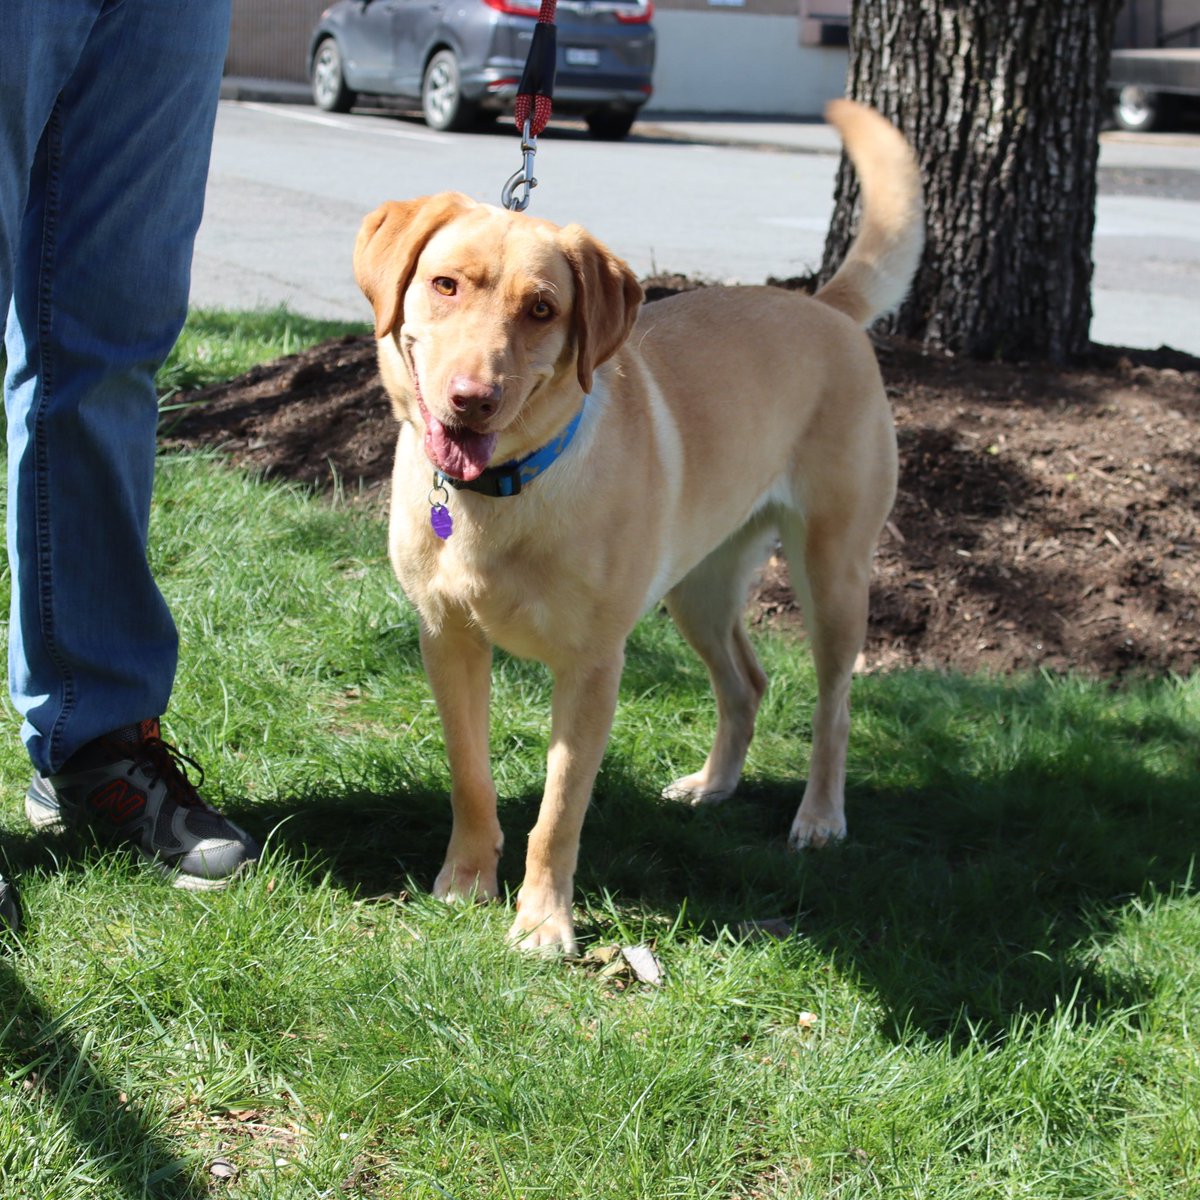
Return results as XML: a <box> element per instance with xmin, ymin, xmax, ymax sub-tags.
<box><xmin>354</xmin><ymin>192</ymin><xmax>642</xmax><ymax>482</ymax></box>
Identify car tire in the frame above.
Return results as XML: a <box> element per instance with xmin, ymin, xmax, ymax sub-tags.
<box><xmin>1113</xmin><ymin>85</ymin><xmax>1159</xmax><ymax>132</ymax></box>
<box><xmin>422</xmin><ymin>50</ymin><xmax>477</xmax><ymax>133</ymax></box>
<box><xmin>312</xmin><ymin>37</ymin><xmax>356</xmax><ymax>113</ymax></box>
<box><xmin>586</xmin><ymin>108</ymin><xmax>637</xmax><ymax>141</ymax></box>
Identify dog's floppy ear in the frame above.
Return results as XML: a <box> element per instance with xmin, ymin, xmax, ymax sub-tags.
<box><xmin>560</xmin><ymin>225</ymin><xmax>643</xmax><ymax>394</ymax></box>
<box><xmin>354</xmin><ymin>193</ymin><xmax>473</xmax><ymax>338</ymax></box>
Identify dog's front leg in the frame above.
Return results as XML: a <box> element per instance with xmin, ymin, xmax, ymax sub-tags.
<box><xmin>509</xmin><ymin>651</ymin><xmax>625</xmax><ymax>955</ymax></box>
<box><xmin>421</xmin><ymin>618</ymin><xmax>504</xmax><ymax>903</ymax></box>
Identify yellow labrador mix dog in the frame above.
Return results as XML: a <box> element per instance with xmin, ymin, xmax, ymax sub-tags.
<box><xmin>354</xmin><ymin>100</ymin><xmax>923</xmax><ymax>954</ymax></box>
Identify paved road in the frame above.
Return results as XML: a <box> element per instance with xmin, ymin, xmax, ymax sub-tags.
<box><xmin>192</xmin><ymin>100</ymin><xmax>1200</xmax><ymax>355</ymax></box>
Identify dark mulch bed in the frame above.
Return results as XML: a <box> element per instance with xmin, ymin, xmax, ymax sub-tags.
<box><xmin>163</xmin><ymin>282</ymin><xmax>1199</xmax><ymax>678</ymax></box>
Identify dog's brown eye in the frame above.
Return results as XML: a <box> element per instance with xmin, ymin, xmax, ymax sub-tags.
<box><xmin>432</xmin><ymin>277</ymin><xmax>456</xmax><ymax>297</ymax></box>
<box><xmin>530</xmin><ymin>299</ymin><xmax>553</xmax><ymax>320</ymax></box>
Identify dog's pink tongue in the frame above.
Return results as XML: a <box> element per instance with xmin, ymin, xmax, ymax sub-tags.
<box><xmin>424</xmin><ymin>412</ymin><xmax>499</xmax><ymax>482</ymax></box>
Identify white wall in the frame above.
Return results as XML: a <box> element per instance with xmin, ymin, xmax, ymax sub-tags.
<box><xmin>645</xmin><ymin>12</ymin><xmax>850</xmax><ymax>117</ymax></box>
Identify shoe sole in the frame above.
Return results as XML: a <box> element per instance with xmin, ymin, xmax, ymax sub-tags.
<box><xmin>25</xmin><ymin>789</ymin><xmax>67</xmax><ymax>833</ymax></box>
<box><xmin>168</xmin><ymin>858</ymin><xmax>256</xmax><ymax>892</ymax></box>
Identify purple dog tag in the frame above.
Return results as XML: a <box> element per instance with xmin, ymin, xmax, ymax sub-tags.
<box><xmin>430</xmin><ymin>503</ymin><xmax>453</xmax><ymax>540</ymax></box>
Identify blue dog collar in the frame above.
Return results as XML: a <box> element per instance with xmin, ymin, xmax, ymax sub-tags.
<box><xmin>433</xmin><ymin>400</ymin><xmax>587</xmax><ymax>499</ymax></box>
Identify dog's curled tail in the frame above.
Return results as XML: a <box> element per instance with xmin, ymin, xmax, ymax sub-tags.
<box><xmin>814</xmin><ymin>100</ymin><xmax>925</xmax><ymax>328</ymax></box>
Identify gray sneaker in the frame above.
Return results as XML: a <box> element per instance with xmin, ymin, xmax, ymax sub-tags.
<box><xmin>25</xmin><ymin>719</ymin><xmax>259</xmax><ymax>891</ymax></box>
<box><xmin>0</xmin><ymin>872</ymin><xmax>19</xmax><ymax>932</ymax></box>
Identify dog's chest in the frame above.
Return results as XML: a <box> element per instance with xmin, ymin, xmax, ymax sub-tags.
<box><xmin>400</xmin><ymin>523</ymin><xmax>577</xmax><ymax>658</ymax></box>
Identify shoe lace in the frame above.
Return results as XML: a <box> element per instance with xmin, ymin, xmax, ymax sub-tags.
<box><xmin>136</xmin><ymin>737</ymin><xmax>208</xmax><ymax>810</ymax></box>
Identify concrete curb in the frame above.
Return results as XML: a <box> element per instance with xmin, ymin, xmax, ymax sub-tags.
<box><xmin>220</xmin><ymin>76</ymin><xmax>312</xmax><ymax>104</ymax></box>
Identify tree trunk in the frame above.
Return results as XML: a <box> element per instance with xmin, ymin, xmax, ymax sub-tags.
<box><xmin>821</xmin><ymin>0</ymin><xmax>1122</xmax><ymax>363</ymax></box>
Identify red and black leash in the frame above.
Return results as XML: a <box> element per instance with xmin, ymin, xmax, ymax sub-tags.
<box><xmin>514</xmin><ymin>0</ymin><xmax>558</xmax><ymax>138</ymax></box>
<box><xmin>502</xmin><ymin>0</ymin><xmax>557</xmax><ymax>210</ymax></box>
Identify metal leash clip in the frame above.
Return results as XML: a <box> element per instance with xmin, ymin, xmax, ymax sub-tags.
<box><xmin>501</xmin><ymin>119</ymin><xmax>538</xmax><ymax>212</ymax></box>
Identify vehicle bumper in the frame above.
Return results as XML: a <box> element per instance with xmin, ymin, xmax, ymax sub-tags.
<box><xmin>1110</xmin><ymin>48</ymin><xmax>1200</xmax><ymax>95</ymax></box>
<box><xmin>466</xmin><ymin>67</ymin><xmax>651</xmax><ymax>113</ymax></box>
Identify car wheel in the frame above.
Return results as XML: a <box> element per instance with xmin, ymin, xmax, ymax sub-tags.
<box><xmin>422</xmin><ymin>50</ymin><xmax>476</xmax><ymax>132</ymax></box>
<box><xmin>586</xmin><ymin>108</ymin><xmax>637</xmax><ymax>141</ymax></box>
<box><xmin>1113</xmin><ymin>85</ymin><xmax>1159</xmax><ymax>132</ymax></box>
<box><xmin>312</xmin><ymin>37</ymin><xmax>356</xmax><ymax>113</ymax></box>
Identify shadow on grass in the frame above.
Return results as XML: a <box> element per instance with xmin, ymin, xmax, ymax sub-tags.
<box><xmin>0</xmin><ymin>950</ymin><xmax>205</xmax><ymax>1199</ymax></box>
<box><xmin>243</xmin><ymin>667</ymin><xmax>1200</xmax><ymax>1048</ymax></box>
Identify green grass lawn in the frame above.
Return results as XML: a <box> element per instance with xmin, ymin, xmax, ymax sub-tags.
<box><xmin>1</xmin><ymin>310</ymin><xmax>1197</xmax><ymax>1198</ymax></box>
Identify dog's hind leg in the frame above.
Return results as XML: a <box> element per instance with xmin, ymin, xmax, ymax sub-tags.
<box><xmin>422</xmin><ymin>617</ymin><xmax>504</xmax><ymax>902</ymax></box>
<box><xmin>779</xmin><ymin>506</ymin><xmax>878</xmax><ymax>849</ymax></box>
<box><xmin>661</xmin><ymin>522</ymin><xmax>775</xmax><ymax>806</ymax></box>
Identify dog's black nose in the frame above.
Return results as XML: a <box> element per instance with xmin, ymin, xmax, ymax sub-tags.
<box><xmin>448</xmin><ymin>376</ymin><xmax>501</xmax><ymax>422</ymax></box>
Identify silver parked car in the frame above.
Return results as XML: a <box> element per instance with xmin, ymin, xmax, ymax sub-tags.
<box><xmin>308</xmin><ymin>0</ymin><xmax>656</xmax><ymax>140</ymax></box>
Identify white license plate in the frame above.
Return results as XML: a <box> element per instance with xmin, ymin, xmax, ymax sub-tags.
<box><xmin>565</xmin><ymin>47</ymin><xmax>600</xmax><ymax>67</ymax></box>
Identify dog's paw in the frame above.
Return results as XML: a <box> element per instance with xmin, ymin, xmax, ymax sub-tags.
<box><xmin>787</xmin><ymin>810</ymin><xmax>847</xmax><ymax>851</ymax></box>
<box><xmin>433</xmin><ymin>861</ymin><xmax>500</xmax><ymax>904</ymax></box>
<box><xmin>661</xmin><ymin>772</ymin><xmax>736</xmax><ymax>807</ymax></box>
<box><xmin>507</xmin><ymin>887</ymin><xmax>578</xmax><ymax>956</ymax></box>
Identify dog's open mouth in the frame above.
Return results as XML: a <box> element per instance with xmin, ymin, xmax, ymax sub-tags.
<box><xmin>418</xmin><ymin>398</ymin><xmax>499</xmax><ymax>483</ymax></box>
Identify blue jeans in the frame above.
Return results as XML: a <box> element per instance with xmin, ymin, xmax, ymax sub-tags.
<box><xmin>1</xmin><ymin>0</ymin><xmax>231</xmax><ymax>774</ymax></box>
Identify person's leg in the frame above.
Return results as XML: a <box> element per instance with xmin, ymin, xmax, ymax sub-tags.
<box><xmin>0</xmin><ymin>3</ymin><xmax>97</xmax><ymax>311</ymax></box>
<box><xmin>1</xmin><ymin>3</ymin><xmax>115</xmax><ymax>925</ymax></box>
<box><xmin>5</xmin><ymin>1</ymin><xmax>256</xmax><ymax>888</ymax></box>
<box><xmin>4</xmin><ymin>0</ymin><xmax>231</xmax><ymax>775</ymax></box>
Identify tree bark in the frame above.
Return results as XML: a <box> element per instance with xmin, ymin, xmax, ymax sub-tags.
<box><xmin>821</xmin><ymin>0</ymin><xmax>1122</xmax><ymax>363</ymax></box>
